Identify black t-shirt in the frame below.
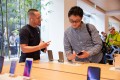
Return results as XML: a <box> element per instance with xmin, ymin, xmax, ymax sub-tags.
<box><xmin>19</xmin><ymin>24</ymin><xmax>40</xmax><ymax>62</ymax></box>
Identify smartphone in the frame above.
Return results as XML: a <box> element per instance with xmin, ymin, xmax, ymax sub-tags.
<box><xmin>0</xmin><ymin>56</ymin><xmax>4</xmax><ymax>73</ymax></box>
<box><xmin>58</xmin><ymin>51</ymin><xmax>64</xmax><ymax>62</ymax></box>
<box><xmin>77</xmin><ymin>52</ymin><xmax>83</xmax><ymax>56</ymax></box>
<box><xmin>87</xmin><ymin>66</ymin><xmax>101</xmax><ymax>80</ymax></box>
<box><xmin>48</xmin><ymin>50</ymin><xmax>53</xmax><ymax>61</ymax></box>
<box><xmin>9</xmin><ymin>60</ymin><xmax>17</xmax><ymax>76</ymax></box>
<box><xmin>41</xmin><ymin>48</ymin><xmax>46</xmax><ymax>52</ymax></box>
<box><xmin>23</xmin><ymin>58</ymin><xmax>33</xmax><ymax>79</ymax></box>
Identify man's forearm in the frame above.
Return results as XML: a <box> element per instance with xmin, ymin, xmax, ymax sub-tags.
<box><xmin>21</xmin><ymin>45</ymin><xmax>41</xmax><ymax>53</ymax></box>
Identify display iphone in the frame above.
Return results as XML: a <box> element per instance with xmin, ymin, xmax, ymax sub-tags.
<box><xmin>23</xmin><ymin>58</ymin><xmax>33</xmax><ymax>79</ymax></box>
<box><xmin>9</xmin><ymin>60</ymin><xmax>17</xmax><ymax>76</ymax></box>
<box><xmin>48</xmin><ymin>50</ymin><xmax>53</xmax><ymax>61</ymax></box>
<box><xmin>0</xmin><ymin>56</ymin><xmax>4</xmax><ymax>73</ymax></box>
<box><xmin>87</xmin><ymin>66</ymin><xmax>101</xmax><ymax>80</ymax></box>
<box><xmin>58</xmin><ymin>51</ymin><xmax>64</xmax><ymax>62</ymax></box>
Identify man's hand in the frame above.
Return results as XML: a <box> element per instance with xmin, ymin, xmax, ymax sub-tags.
<box><xmin>38</xmin><ymin>41</ymin><xmax>51</xmax><ymax>50</ymax></box>
<box><xmin>41</xmin><ymin>47</ymin><xmax>47</xmax><ymax>53</ymax></box>
<box><xmin>67</xmin><ymin>52</ymin><xmax>77</xmax><ymax>60</ymax></box>
<box><xmin>77</xmin><ymin>50</ymin><xmax>90</xmax><ymax>58</ymax></box>
<box><xmin>109</xmin><ymin>38</ymin><xmax>114</xmax><ymax>43</ymax></box>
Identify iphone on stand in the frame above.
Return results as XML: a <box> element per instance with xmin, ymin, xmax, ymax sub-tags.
<box><xmin>23</xmin><ymin>58</ymin><xmax>33</xmax><ymax>79</ymax></box>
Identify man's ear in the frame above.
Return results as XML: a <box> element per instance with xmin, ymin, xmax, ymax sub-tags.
<box><xmin>29</xmin><ymin>17</ymin><xmax>32</xmax><ymax>21</ymax></box>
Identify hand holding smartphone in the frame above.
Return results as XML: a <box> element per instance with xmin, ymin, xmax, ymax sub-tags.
<box><xmin>41</xmin><ymin>48</ymin><xmax>46</xmax><ymax>52</ymax></box>
<box><xmin>87</xmin><ymin>66</ymin><xmax>101</xmax><ymax>80</ymax></box>
<box><xmin>46</xmin><ymin>41</ymin><xmax>51</xmax><ymax>45</ymax></box>
<box><xmin>23</xmin><ymin>58</ymin><xmax>33</xmax><ymax>79</ymax></box>
<box><xmin>41</xmin><ymin>41</ymin><xmax>51</xmax><ymax>52</ymax></box>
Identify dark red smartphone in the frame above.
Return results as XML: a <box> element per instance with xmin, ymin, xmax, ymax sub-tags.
<box><xmin>77</xmin><ymin>52</ymin><xmax>83</xmax><ymax>56</ymax></box>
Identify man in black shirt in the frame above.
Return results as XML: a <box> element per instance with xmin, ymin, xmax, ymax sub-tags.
<box><xmin>19</xmin><ymin>9</ymin><xmax>50</xmax><ymax>62</ymax></box>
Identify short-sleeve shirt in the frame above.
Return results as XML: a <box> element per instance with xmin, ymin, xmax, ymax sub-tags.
<box><xmin>19</xmin><ymin>24</ymin><xmax>40</xmax><ymax>62</ymax></box>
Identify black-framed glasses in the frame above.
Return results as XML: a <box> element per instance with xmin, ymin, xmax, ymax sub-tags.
<box><xmin>69</xmin><ymin>19</ymin><xmax>81</xmax><ymax>23</ymax></box>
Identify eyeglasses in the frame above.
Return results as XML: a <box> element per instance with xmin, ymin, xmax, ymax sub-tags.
<box><xmin>69</xmin><ymin>19</ymin><xmax>81</xmax><ymax>24</ymax></box>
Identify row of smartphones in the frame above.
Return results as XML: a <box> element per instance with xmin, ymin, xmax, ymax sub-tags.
<box><xmin>47</xmin><ymin>50</ymin><xmax>101</xmax><ymax>80</ymax></box>
<box><xmin>47</xmin><ymin>50</ymin><xmax>84</xmax><ymax>62</ymax></box>
<box><xmin>0</xmin><ymin>56</ymin><xmax>33</xmax><ymax>79</ymax></box>
<box><xmin>0</xmin><ymin>55</ymin><xmax>101</xmax><ymax>80</ymax></box>
<box><xmin>47</xmin><ymin>50</ymin><xmax>64</xmax><ymax>62</ymax></box>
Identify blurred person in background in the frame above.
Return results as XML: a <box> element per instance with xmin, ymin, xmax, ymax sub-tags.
<box><xmin>106</xmin><ymin>27</ymin><xmax>120</xmax><ymax>47</ymax></box>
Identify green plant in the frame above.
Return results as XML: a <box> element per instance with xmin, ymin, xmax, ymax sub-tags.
<box><xmin>0</xmin><ymin>0</ymin><xmax>53</xmax><ymax>58</ymax></box>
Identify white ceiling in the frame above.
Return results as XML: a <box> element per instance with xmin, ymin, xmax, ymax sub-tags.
<box><xmin>82</xmin><ymin>0</ymin><xmax>120</xmax><ymax>21</ymax></box>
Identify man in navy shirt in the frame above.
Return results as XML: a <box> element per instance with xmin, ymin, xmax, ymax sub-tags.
<box><xmin>19</xmin><ymin>9</ymin><xmax>50</xmax><ymax>62</ymax></box>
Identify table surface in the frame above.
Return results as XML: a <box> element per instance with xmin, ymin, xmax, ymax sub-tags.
<box><xmin>2</xmin><ymin>60</ymin><xmax>120</xmax><ymax>80</ymax></box>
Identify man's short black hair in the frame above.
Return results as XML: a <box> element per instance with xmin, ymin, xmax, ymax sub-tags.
<box><xmin>68</xmin><ymin>6</ymin><xmax>83</xmax><ymax>18</ymax></box>
<box><xmin>28</xmin><ymin>9</ymin><xmax>39</xmax><ymax>16</ymax></box>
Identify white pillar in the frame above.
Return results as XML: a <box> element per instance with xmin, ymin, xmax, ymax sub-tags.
<box><xmin>64</xmin><ymin>0</ymin><xmax>77</xmax><ymax>30</ymax></box>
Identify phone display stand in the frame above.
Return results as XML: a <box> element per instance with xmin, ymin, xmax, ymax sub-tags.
<box><xmin>0</xmin><ymin>73</ymin><xmax>28</xmax><ymax>80</ymax></box>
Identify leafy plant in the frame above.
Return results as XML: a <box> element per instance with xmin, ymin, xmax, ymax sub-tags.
<box><xmin>0</xmin><ymin>0</ymin><xmax>53</xmax><ymax>57</ymax></box>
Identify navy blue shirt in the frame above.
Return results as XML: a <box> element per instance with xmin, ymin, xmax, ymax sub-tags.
<box><xmin>19</xmin><ymin>24</ymin><xmax>40</xmax><ymax>62</ymax></box>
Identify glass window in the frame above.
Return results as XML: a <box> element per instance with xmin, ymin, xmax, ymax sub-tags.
<box><xmin>0</xmin><ymin>0</ymin><xmax>41</xmax><ymax>59</ymax></box>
